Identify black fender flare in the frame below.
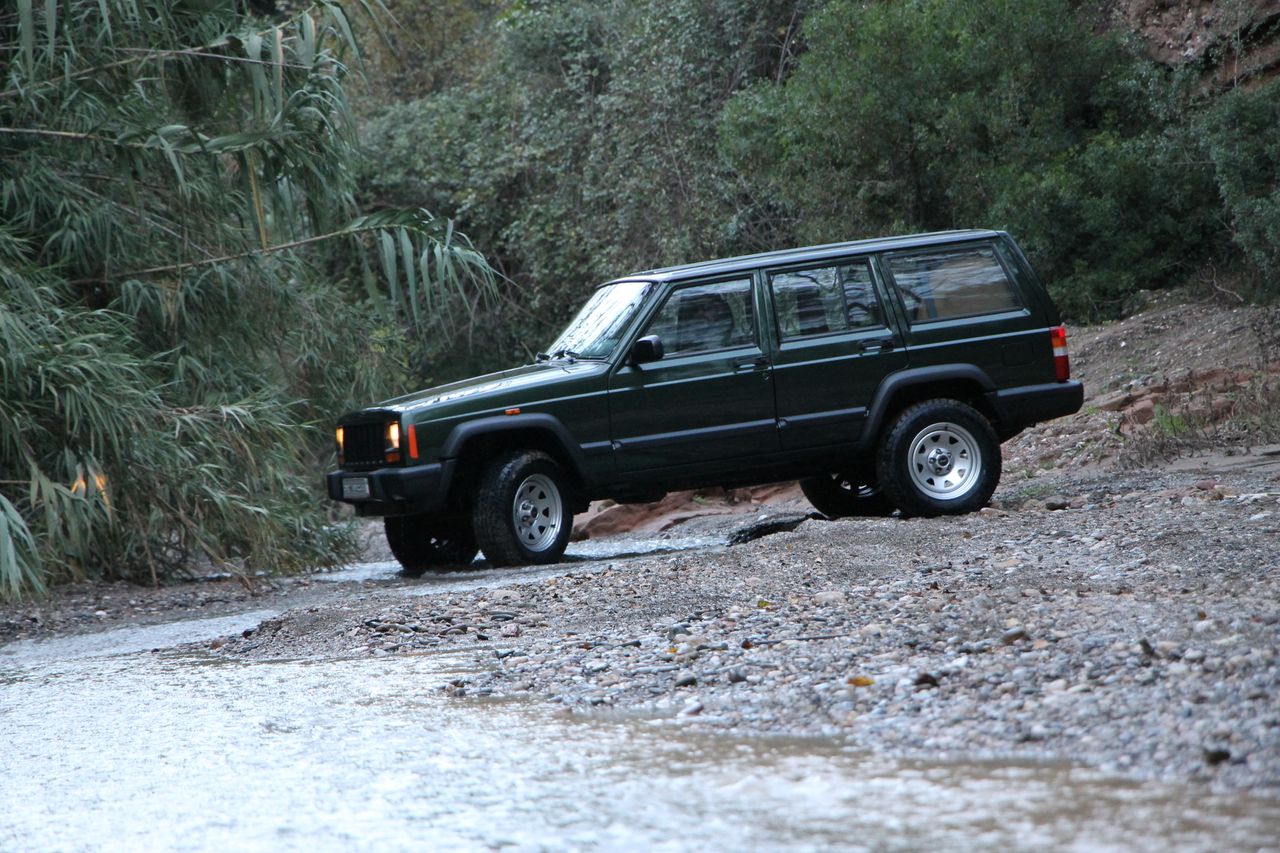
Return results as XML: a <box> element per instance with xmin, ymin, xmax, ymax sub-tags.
<box><xmin>438</xmin><ymin>413</ymin><xmax>589</xmax><ymax>481</ymax></box>
<box><xmin>857</xmin><ymin>365</ymin><xmax>997</xmax><ymax>451</ymax></box>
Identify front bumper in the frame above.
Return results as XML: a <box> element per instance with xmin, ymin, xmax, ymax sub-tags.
<box><xmin>326</xmin><ymin>461</ymin><xmax>453</xmax><ymax>516</ymax></box>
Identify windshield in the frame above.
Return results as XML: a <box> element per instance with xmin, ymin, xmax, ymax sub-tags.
<box><xmin>543</xmin><ymin>280</ymin><xmax>654</xmax><ymax>359</ymax></box>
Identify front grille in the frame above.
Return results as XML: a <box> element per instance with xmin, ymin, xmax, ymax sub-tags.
<box><xmin>342</xmin><ymin>421</ymin><xmax>389</xmax><ymax>470</ymax></box>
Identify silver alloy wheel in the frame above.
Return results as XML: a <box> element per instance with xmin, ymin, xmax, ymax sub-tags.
<box><xmin>907</xmin><ymin>421</ymin><xmax>982</xmax><ymax>501</ymax></box>
<box><xmin>511</xmin><ymin>472</ymin><xmax>563</xmax><ymax>552</ymax></box>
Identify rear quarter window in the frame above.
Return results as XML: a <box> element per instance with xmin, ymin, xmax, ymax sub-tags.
<box><xmin>886</xmin><ymin>245</ymin><xmax>1021</xmax><ymax>323</ymax></box>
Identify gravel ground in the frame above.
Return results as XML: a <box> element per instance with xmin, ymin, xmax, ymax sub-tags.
<box><xmin>213</xmin><ymin>461</ymin><xmax>1280</xmax><ymax>794</ymax></box>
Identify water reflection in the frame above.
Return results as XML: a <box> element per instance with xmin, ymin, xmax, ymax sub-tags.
<box><xmin>2</xmin><ymin>647</ymin><xmax>1277</xmax><ymax>851</ymax></box>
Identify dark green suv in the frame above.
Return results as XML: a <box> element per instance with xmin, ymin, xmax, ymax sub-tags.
<box><xmin>328</xmin><ymin>230</ymin><xmax>1082</xmax><ymax>573</ymax></box>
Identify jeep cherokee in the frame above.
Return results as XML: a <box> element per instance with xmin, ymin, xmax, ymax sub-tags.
<box><xmin>328</xmin><ymin>230</ymin><xmax>1083</xmax><ymax>573</ymax></box>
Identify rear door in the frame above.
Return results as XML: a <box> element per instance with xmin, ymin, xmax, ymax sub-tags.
<box><xmin>608</xmin><ymin>276</ymin><xmax>779</xmax><ymax>473</ymax></box>
<box><xmin>766</xmin><ymin>256</ymin><xmax>908</xmax><ymax>450</ymax></box>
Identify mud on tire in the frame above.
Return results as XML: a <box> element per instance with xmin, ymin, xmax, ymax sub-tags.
<box><xmin>875</xmin><ymin>399</ymin><xmax>1001</xmax><ymax>518</ymax></box>
<box><xmin>472</xmin><ymin>450</ymin><xmax>574</xmax><ymax>567</ymax></box>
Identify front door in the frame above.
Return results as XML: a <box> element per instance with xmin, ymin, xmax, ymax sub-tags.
<box><xmin>608</xmin><ymin>276</ymin><xmax>779</xmax><ymax>474</ymax></box>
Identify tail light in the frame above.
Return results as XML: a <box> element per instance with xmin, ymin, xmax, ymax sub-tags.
<box><xmin>335</xmin><ymin>426</ymin><xmax>345</xmax><ymax>466</ymax></box>
<box><xmin>1050</xmin><ymin>325</ymin><xmax>1071</xmax><ymax>381</ymax></box>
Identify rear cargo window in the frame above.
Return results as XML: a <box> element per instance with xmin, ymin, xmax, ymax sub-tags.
<box><xmin>770</xmin><ymin>259</ymin><xmax>885</xmax><ymax>340</ymax></box>
<box><xmin>887</xmin><ymin>245</ymin><xmax>1020</xmax><ymax>323</ymax></box>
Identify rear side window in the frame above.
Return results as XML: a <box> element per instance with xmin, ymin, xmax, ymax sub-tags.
<box><xmin>887</xmin><ymin>245</ymin><xmax>1020</xmax><ymax>323</ymax></box>
<box><xmin>770</xmin><ymin>259</ymin><xmax>885</xmax><ymax>340</ymax></box>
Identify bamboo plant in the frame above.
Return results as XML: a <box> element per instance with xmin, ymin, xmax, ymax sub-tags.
<box><xmin>0</xmin><ymin>0</ymin><xmax>497</xmax><ymax>597</ymax></box>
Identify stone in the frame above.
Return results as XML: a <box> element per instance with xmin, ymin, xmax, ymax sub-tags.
<box><xmin>674</xmin><ymin>671</ymin><xmax>697</xmax><ymax>688</ymax></box>
<box><xmin>1126</xmin><ymin>399</ymin><xmax>1156</xmax><ymax>425</ymax></box>
<box><xmin>1002</xmin><ymin>626</ymin><xmax>1030</xmax><ymax>645</ymax></box>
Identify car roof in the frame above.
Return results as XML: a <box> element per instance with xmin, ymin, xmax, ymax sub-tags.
<box><xmin>608</xmin><ymin>229</ymin><xmax>1003</xmax><ymax>285</ymax></box>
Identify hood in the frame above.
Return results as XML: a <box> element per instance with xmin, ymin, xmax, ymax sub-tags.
<box><xmin>381</xmin><ymin>359</ymin><xmax>608</xmax><ymax>415</ymax></box>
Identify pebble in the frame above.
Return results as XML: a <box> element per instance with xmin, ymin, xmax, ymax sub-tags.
<box><xmin>1001</xmin><ymin>626</ymin><xmax>1030</xmax><ymax>645</ymax></box>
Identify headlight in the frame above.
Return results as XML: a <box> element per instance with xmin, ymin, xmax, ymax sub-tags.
<box><xmin>385</xmin><ymin>421</ymin><xmax>402</xmax><ymax>463</ymax></box>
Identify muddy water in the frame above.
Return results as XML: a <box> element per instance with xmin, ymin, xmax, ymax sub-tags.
<box><xmin>2</xmin><ymin>617</ymin><xmax>1279</xmax><ymax>851</ymax></box>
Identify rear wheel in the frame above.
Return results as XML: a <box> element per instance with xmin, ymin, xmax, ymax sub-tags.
<box><xmin>800</xmin><ymin>472</ymin><xmax>895</xmax><ymax>518</ymax></box>
<box><xmin>473</xmin><ymin>450</ymin><xmax>574</xmax><ymax>567</ymax></box>
<box><xmin>384</xmin><ymin>514</ymin><xmax>479</xmax><ymax>576</ymax></box>
<box><xmin>876</xmin><ymin>399</ymin><xmax>1001</xmax><ymax>517</ymax></box>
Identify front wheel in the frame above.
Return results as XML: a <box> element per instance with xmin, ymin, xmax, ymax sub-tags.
<box><xmin>875</xmin><ymin>400</ymin><xmax>1001</xmax><ymax>518</ymax></box>
<box><xmin>384</xmin><ymin>514</ymin><xmax>479</xmax><ymax>576</ymax></box>
<box><xmin>472</xmin><ymin>450</ymin><xmax>574</xmax><ymax>567</ymax></box>
<box><xmin>800</xmin><ymin>472</ymin><xmax>895</xmax><ymax>518</ymax></box>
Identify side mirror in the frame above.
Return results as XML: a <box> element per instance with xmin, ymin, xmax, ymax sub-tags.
<box><xmin>629</xmin><ymin>334</ymin><xmax>664</xmax><ymax>365</ymax></box>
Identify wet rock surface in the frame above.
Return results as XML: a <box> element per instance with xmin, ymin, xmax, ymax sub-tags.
<box><xmin>213</xmin><ymin>465</ymin><xmax>1280</xmax><ymax>794</ymax></box>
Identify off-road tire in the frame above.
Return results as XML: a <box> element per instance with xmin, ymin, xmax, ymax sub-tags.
<box><xmin>876</xmin><ymin>399</ymin><xmax>1001</xmax><ymax>518</ymax></box>
<box><xmin>800</xmin><ymin>472</ymin><xmax>896</xmax><ymax>518</ymax></box>
<box><xmin>472</xmin><ymin>450</ymin><xmax>574</xmax><ymax>567</ymax></box>
<box><xmin>384</xmin><ymin>514</ymin><xmax>479</xmax><ymax>576</ymax></box>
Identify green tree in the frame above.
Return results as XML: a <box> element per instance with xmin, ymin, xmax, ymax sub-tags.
<box><xmin>360</xmin><ymin>0</ymin><xmax>813</xmax><ymax>350</ymax></box>
<box><xmin>719</xmin><ymin>0</ymin><xmax>1222</xmax><ymax>318</ymax></box>
<box><xmin>1200</xmin><ymin>78</ymin><xmax>1280</xmax><ymax>290</ymax></box>
<box><xmin>0</xmin><ymin>0</ymin><xmax>496</xmax><ymax>597</ymax></box>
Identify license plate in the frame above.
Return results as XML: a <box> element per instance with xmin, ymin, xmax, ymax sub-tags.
<box><xmin>342</xmin><ymin>477</ymin><xmax>370</xmax><ymax>500</ymax></box>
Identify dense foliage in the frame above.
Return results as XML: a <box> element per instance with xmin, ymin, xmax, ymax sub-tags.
<box><xmin>361</xmin><ymin>0</ymin><xmax>815</xmax><ymax>348</ymax></box>
<box><xmin>720</xmin><ymin>0</ymin><xmax>1274</xmax><ymax>317</ymax></box>
<box><xmin>0</xmin><ymin>0</ymin><xmax>496</xmax><ymax>597</ymax></box>
<box><xmin>363</xmin><ymin>0</ymin><xmax>1279</xmax><ymax>330</ymax></box>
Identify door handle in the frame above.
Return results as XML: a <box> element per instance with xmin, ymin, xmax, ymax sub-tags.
<box><xmin>859</xmin><ymin>337</ymin><xmax>895</xmax><ymax>353</ymax></box>
<box><xmin>734</xmin><ymin>357</ymin><xmax>769</xmax><ymax>372</ymax></box>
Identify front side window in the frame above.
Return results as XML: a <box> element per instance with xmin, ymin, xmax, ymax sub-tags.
<box><xmin>644</xmin><ymin>278</ymin><xmax>756</xmax><ymax>357</ymax></box>
<box><xmin>771</xmin><ymin>259</ymin><xmax>885</xmax><ymax>340</ymax></box>
<box><xmin>887</xmin><ymin>245</ymin><xmax>1020</xmax><ymax>323</ymax></box>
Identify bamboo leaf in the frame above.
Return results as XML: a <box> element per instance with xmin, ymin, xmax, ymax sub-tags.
<box><xmin>44</xmin><ymin>0</ymin><xmax>57</xmax><ymax>64</ymax></box>
<box><xmin>399</xmin><ymin>227</ymin><xmax>419</xmax><ymax>326</ymax></box>
<box><xmin>18</xmin><ymin>0</ymin><xmax>35</xmax><ymax>78</ymax></box>
<box><xmin>96</xmin><ymin>0</ymin><xmax>112</xmax><ymax>43</ymax></box>
<box><xmin>379</xmin><ymin>229</ymin><xmax>400</xmax><ymax>308</ymax></box>
<box><xmin>324</xmin><ymin>2</ymin><xmax>362</xmax><ymax>68</ymax></box>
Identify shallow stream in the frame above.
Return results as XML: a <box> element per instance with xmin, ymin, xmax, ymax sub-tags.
<box><xmin>3</xmin><ymin>609</ymin><xmax>1279</xmax><ymax>851</ymax></box>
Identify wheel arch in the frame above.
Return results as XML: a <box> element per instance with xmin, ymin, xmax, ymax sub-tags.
<box><xmin>439</xmin><ymin>415</ymin><xmax>588</xmax><ymax>510</ymax></box>
<box><xmin>859</xmin><ymin>365</ymin><xmax>998</xmax><ymax>451</ymax></box>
